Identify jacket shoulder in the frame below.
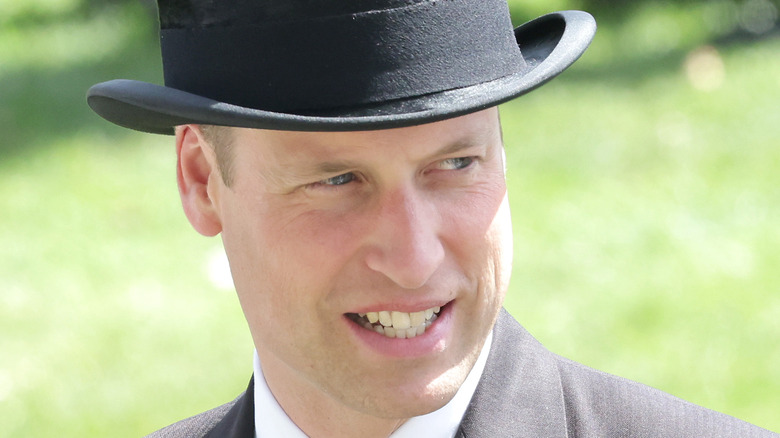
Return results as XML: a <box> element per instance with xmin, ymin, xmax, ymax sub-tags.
<box><xmin>553</xmin><ymin>355</ymin><xmax>777</xmax><ymax>437</ymax></box>
<box><xmin>143</xmin><ymin>394</ymin><xmax>243</xmax><ymax>438</ymax></box>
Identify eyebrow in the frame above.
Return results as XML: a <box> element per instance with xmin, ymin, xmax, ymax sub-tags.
<box><xmin>435</xmin><ymin>137</ymin><xmax>487</xmax><ymax>157</ymax></box>
<box><xmin>272</xmin><ymin>159</ymin><xmax>359</xmax><ymax>188</ymax></box>
<box><xmin>315</xmin><ymin>159</ymin><xmax>361</xmax><ymax>175</ymax></box>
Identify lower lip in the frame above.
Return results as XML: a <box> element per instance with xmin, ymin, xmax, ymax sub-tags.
<box><xmin>345</xmin><ymin>304</ymin><xmax>453</xmax><ymax>359</ymax></box>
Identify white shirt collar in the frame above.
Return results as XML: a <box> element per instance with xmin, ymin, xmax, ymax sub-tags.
<box><xmin>253</xmin><ymin>332</ymin><xmax>493</xmax><ymax>438</ymax></box>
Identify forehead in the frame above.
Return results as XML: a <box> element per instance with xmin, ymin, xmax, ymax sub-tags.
<box><xmin>229</xmin><ymin>108</ymin><xmax>502</xmax><ymax>163</ymax></box>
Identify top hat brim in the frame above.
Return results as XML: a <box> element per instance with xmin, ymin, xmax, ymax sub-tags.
<box><xmin>87</xmin><ymin>10</ymin><xmax>596</xmax><ymax>134</ymax></box>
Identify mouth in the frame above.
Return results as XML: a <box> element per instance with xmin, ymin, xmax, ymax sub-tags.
<box><xmin>347</xmin><ymin>306</ymin><xmax>442</xmax><ymax>339</ymax></box>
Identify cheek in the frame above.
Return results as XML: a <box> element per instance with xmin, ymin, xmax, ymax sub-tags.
<box><xmin>218</xmin><ymin>202</ymin><xmax>310</xmax><ymax>328</ymax></box>
<box><xmin>490</xmin><ymin>194</ymin><xmax>514</xmax><ymax>294</ymax></box>
<box><xmin>220</xmin><ymin>199</ymin><xmax>360</xmax><ymax>311</ymax></box>
<box><xmin>442</xmin><ymin>181</ymin><xmax>513</xmax><ymax>292</ymax></box>
<box><xmin>444</xmin><ymin>178</ymin><xmax>510</xmax><ymax>246</ymax></box>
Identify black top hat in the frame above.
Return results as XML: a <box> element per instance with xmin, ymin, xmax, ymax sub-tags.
<box><xmin>87</xmin><ymin>0</ymin><xmax>596</xmax><ymax>134</ymax></box>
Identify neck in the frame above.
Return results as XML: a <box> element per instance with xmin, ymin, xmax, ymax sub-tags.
<box><xmin>261</xmin><ymin>360</ymin><xmax>409</xmax><ymax>438</ymax></box>
<box><xmin>285</xmin><ymin>399</ymin><xmax>405</xmax><ymax>438</ymax></box>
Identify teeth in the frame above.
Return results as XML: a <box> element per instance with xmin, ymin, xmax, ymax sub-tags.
<box><xmin>410</xmin><ymin>311</ymin><xmax>425</xmax><ymax>327</ymax></box>
<box><xmin>391</xmin><ymin>311</ymin><xmax>411</xmax><ymax>330</ymax></box>
<box><xmin>378</xmin><ymin>311</ymin><xmax>392</xmax><ymax>327</ymax></box>
<box><xmin>353</xmin><ymin>306</ymin><xmax>442</xmax><ymax>339</ymax></box>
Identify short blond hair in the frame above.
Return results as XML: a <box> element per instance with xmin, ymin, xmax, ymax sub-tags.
<box><xmin>200</xmin><ymin>125</ymin><xmax>235</xmax><ymax>186</ymax></box>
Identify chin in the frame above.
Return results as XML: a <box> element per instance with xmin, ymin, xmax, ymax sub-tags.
<box><xmin>361</xmin><ymin>391</ymin><xmax>455</xmax><ymax>420</ymax></box>
<box><xmin>352</xmin><ymin>357</ymin><xmax>474</xmax><ymax>420</ymax></box>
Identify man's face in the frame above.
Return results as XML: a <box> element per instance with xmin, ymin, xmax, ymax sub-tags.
<box><xmin>207</xmin><ymin>108</ymin><xmax>512</xmax><ymax>420</ymax></box>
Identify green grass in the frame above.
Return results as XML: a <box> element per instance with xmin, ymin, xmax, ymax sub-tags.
<box><xmin>1</xmin><ymin>1</ymin><xmax>778</xmax><ymax>436</ymax></box>
<box><xmin>503</xmin><ymin>35</ymin><xmax>780</xmax><ymax>431</ymax></box>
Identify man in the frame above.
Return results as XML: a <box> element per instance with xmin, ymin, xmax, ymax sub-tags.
<box><xmin>87</xmin><ymin>1</ymin><xmax>776</xmax><ymax>437</ymax></box>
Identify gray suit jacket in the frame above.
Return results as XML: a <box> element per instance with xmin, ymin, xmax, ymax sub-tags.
<box><xmin>147</xmin><ymin>309</ymin><xmax>777</xmax><ymax>437</ymax></box>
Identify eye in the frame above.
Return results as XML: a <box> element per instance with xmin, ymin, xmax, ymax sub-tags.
<box><xmin>319</xmin><ymin>172</ymin><xmax>356</xmax><ymax>186</ymax></box>
<box><xmin>303</xmin><ymin>171</ymin><xmax>362</xmax><ymax>193</ymax></box>
<box><xmin>437</xmin><ymin>156</ymin><xmax>474</xmax><ymax>170</ymax></box>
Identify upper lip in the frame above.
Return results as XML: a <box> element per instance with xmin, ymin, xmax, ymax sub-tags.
<box><xmin>347</xmin><ymin>300</ymin><xmax>451</xmax><ymax>315</ymax></box>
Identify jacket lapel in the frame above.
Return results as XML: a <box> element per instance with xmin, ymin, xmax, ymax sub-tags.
<box><xmin>205</xmin><ymin>376</ymin><xmax>256</xmax><ymax>438</ymax></box>
<box><xmin>457</xmin><ymin>309</ymin><xmax>568</xmax><ymax>438</ymax></box>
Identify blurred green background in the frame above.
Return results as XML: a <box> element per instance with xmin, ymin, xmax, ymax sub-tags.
<box><xmin>1</xmin><ymin>0</ymin><xmax>778</xmax><ymax>436</ymax></box>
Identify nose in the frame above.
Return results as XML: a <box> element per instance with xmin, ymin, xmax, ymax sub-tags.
<box><xmin>363</xmin><ymin>185</ymin><xmax>445</xmax><ymax>289</ymax></box>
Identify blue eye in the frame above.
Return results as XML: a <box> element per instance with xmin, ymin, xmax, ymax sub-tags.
<box><xmin>321</xmin><ymin>172</ymin><xmax>356</xmax><ymax>186</ymax></box>
<box><xmin>439</xmin><ymin>157</ymin><xmax>474</xmax><ymax>170</ymax></box>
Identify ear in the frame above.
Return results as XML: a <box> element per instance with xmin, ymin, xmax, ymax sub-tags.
<box><xmin>176</xmin><ymin>125</ymin><xmax>223</xmax><ymax>236</ymax></box>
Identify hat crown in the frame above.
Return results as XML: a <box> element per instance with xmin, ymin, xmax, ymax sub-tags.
<box><xmin>158</xmin><ymin>0</ymin><xmax>430</xmax><ymax>28</ymax></box>
<box><xmin>158</xmin><ymin>0</ymin><xmax>527</xmax><ymax>114</ymax></box>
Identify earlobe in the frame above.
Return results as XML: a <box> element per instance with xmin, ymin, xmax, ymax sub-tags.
<box><xmin>176</xmin><ymin>125</ymin><xmax>223</xmax><ymax>236</ymax></box>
